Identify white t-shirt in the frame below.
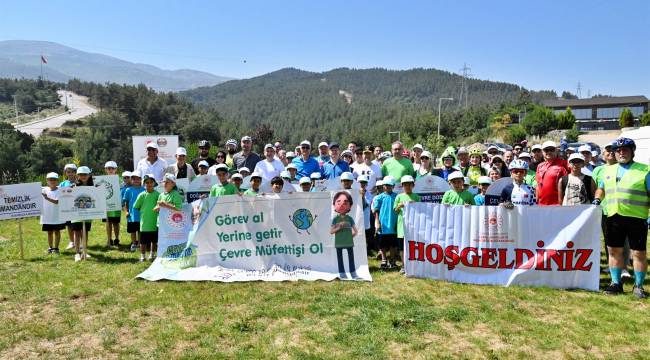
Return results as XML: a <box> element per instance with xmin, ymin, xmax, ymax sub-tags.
<box><xmin>511</xmin><ymin>182</ymin><xmax>536</xmax><ymax>206</ymax></box>
<box><xmin>40</xmin><ymin>187</ymin><xmax>64</xmax><ymax>225</ymax></box>
<box><xmin>254</xmin><ymin>158</ymin><xmax>285</xmax><ymax>181</ymax></box>
<box><xmin>352</xmin><ymin>162</ymin><xmax>382</xmax><ymax>190</ymax></box>
<box><xmin>136</xmin><ymin>157</ymin><xmax>168</xmax><ymax>183</ymax></box>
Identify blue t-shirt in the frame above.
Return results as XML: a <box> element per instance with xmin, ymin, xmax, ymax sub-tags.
<box><xmin>322</xmin><ymin>159</ymin><xmax>351</xmax><ymax>180</ymax></box>
<box><xmin>316</xmin><ymin>155</ymin><xmax>331</xmax><ymax>167</ymax></box>
<box><xmin>120</xmin><ymin>185</ymin><xmax>129</xmax><ymax>206</ymax></box>
<box><xmin>597</xmin><ymin>162</ymin><xmax>650</xmax><ymax>191</ymax></box>
<box><xmin>59</xmin><ymin>179</ymin><xmax>74</xmax><ymax>187</ymax></box>
<box><xmin>474</xmin><ymin>194</ymin><xmax>485</xmax><ymax>205</ymax></box>
<box><xmin>372</xmin><ymin>192</ymin><xmax>398</xmax><ymax>234</ymax></box>
<box><xmin>292</xmin><ymin>156</ymin><xmax>322</xmax><ymax>179</ymax></box>
<box><xmin>123</xmin><ymin>186</ymin><xmax>145</xmax><ymax>222</ymax></box>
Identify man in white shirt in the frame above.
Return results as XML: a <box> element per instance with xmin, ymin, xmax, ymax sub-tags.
<box><xmin>254</xmin><ymin>144</ymin><xmax>285</xmax><ymax>181</ymax></box>
<box><xmin>136</xmin><ymin>142</ymin><xmax>168</xmax><ymax>183</ymax></box>
<box><xmin>352</xmin><ymin>146</ymin><xmax>382</xmax><ymax>192</ymax></box>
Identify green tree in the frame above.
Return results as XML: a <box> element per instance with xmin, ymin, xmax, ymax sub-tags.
<box><xmin>640</xmin><ymin>112</ymin><xmax>650</xmax><ymax>127</ymax></box>
<box><xmin>565</xmin><ymin>126</ymin><xmax>581</xmax><ymax>143</ymax></box>
<box><xmin>25</xmin><ymin>137</ymin><xmax>72</xmax><ymax>178</ymax></box>
<box><xmin>619</xmin><ymin>107</ymin><xmax>634</xmax><ymax>128</ymax></box>
<box><xmin>557</xmin><ymin>107</ymin><xmax>576</xmax><ymax>129</ymax></box>
<box><xmin>521</xmin><ymin>105</ymin><xmax>557</xmax><ymax>136</ymax></box>
<box><xmin>0</xmin><ymin>123</ymin><xmax>27</xmax><ymax>184</ymax></box>
<box><xmin>505</xmin><ymin>124</ymin><xmax>527</xmax><ymax>144</ymax></box>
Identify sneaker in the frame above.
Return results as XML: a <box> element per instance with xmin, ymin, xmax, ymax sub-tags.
<box><xmin>113</xmin><ymin>239</ymin><xmax>120</xmax><ymax>247</ymax></box>
<box><xmin>604</xmin><ymin>282</ymin><xmax>624</xmax><ymax>295</ymax></box>
<box><xmin>380</xmin><ymin>261</ymin><xmax>389</xmax><ymax>270</ymax></box>
<box><xmin>139</xmin><ymin>254</ymin><xmax>145</xmax><ymax>262</ymax></box>
<box><xmin>74</xmin><ymin>253</ymin><xmax>82</xmax><ymax>262</ymax></box>
<box><xmin>633</xmin><ymin>286</ymin><xmax>647</xmax><ymax>299</ymax></box>
<box><xmin>130</xmin><ymin>243</ymin><xmax>138</xmax><ymax>252</ymax></box>
<box><xmin>66</xmin><ymin>242</ymin><xmax>75</xmax><ymax>250</ymax></box>
<box><xmin>621</xmin><ymin>270</ymin><xmax>632</xmax><ymax>279</ymax></box>
<box><xmin>85</xmin><ymin>253</ymin><xmax>92</xmax><ymax>259</ymax></box>
<box><xmin>47</xmin><ymin>248</ymin><xmax>53</xmax><ymax>254</ymax></box>
<box><xmin>53</xmin><ymin>248</ymin><xmax>60</xmax><ymax>254</ymax></box>
<box><xmin>148</xmin><ymin>253</ymin><xmax>155</xmax><ymax>261</ymax></box>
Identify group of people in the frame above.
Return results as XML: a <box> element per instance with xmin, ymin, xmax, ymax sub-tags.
<box><xmin>35</xmin><ymin>135</ymin><xmax>648</xmax><ymax>298</ymax></box>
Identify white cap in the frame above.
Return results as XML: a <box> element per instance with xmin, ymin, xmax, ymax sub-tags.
<box><xmin>146</xmin><ymin>142</ymin><xmax>159</xmax><ymax>150</ymax></box>
<box><xmin>518</xmin><ymin>152</ymin><xmax>531</xmax><ymax>159</ymax></box>
<box><xmin>143</xmin><ymin>173</ymin><xmax>157</xmax><ymax>185</ymax></box>
<box><xmin>310</xmin><ymin>172</ymin><xmax>321</xmax><ymax>180</ymax></box>
<box><xmin>104</xmin><ymin>161</ymin><xmax>117</xmax><ymax>169</ymax></box>
<box><xmin>578</xmin><ymin>144</ymin><xmax>591</xmax><ymax>153</ymax></box>
<box><xmin>121</xmin><ymin>171</ymin><xmax>132</xmax><ymax>177</ymax></box>
<box><xmin>531</xmin><ymin>144</ymin><xmax>542</xmax><ymax>151</ymax></box>
<box><xmin>318</xmin><ymin>142</ymin><xmax>329</xmax><ymax>148</ymax></box>
<box><xmin>231</xmin><ymin>173</ymin><xmax>243</xmax><ymax>180</ymax></box>
<box><xmin>568</xmin><ymin>153</ymin><xmax>585</xmax><ymax>162</ymax></box>
<box><xmin>250</xmin><ymin>172</ymin><xmax>262</xmax><ymax>179</ymax></box>
<box><xmin>286</xmin><ymin>163</ymin><xmax>297</xmax><ymax>170</ymax></box>
<box><xmin>412</xmin><ymin>144</ymin><xmax>424</xmax><ymax>151</ymax></box>
<box><xmin>163</xmin><ymin>173</ymin><xmax>176</xmax><ymax>183</ymax></box>
<box><xmin>198</xmin><ymin>160</ymin><xmax>209</xmax><ymax>168</ymax></box>
<box><xmin>487</xmin><ymin>145</ymin><xmax>500</xmax><ymax>152</ymax></box>
<box><xmin>542</xmin><ymin>141</ymin><xmax>557</xmax><ymax>149</ymax></box>
<box><xmin>286</xmin><ymin>151</ymin><xmax>296</xmax><ymax>158</ymax></box>
<box><xmin>341</xmin><ymin>172</ymin><xmax>354</xmax><ymax>181</ymax></box>
<box><xmin>63</xmin><ymin>163</ymin><xmax>77</xmax><ymax>171</ymax></box>
<box><xmin>280</xmin><ymin>170</ymin><xmax>291</xmax><ymax>178</ymax></box>
<box><xmin>491</xmin><ymin>154</ymin><xmax>504</xmax><ymax>162</ymax></box>
<box><xmin>400</xmin><ymin>175</ymin><xmax>415</xmax><ymax>184</ymax></box>
<box><xmin>241</xmin><ymin>135</ymin><xmax>252</xmax><ymax>142</ymax></box>
<box><xmin>383</xmin><ymin>177</ymin><xmax>396</xmax><ymax>186</ymax></box>
<box><xmin>76</xmin><ymin>166</ymin><xmax>91</xmax><ymax>175</ymax></box>
<box><xmin>214</xmin><ymin>163</ymin><xmax>229</xmax><ymax>172</ymax></box>
<box><xmin>299</xmin><ymin>177</ymin><xmax>311</xmax><ymax>185</ymax></box>
<box><xmin>341</xmin><ymin>150</ymin><xmax>353</xmax><ymax>157</ymax></box>
<box><xmin>300</xmin><ymin>140</ymin><xmax>311</xmax><ymax>147</ymax></box>
<box><xmin>239</xmin><ymin>167</ymin><xmax>251</xmax><ymax>174</ymax></box>
<box><xmin>447</xmin><ymin>171</ymin><xmax>464</xmax><ymax>181</ymax></box>
<box><xmin>464</xmin><ymin>177</ymin><xmax>470</xmax><ymax>185</ymax></box>
<box><xmin>376</xmin><ymin>180</ymin><xmax>384</xmax><ymax>187</ymax></box>
<box><xmin>46</xmin><ymin>172</ymin><xmax>59</xmax><ymax>179</ymax></box>
<box><xmin>264</xmin><ymin>143</ymin><xmax>274</xmax><ymax>150</ymax></box>
<box><xmin>421</xmin><ymin>150</ymin><xmax>433</xmax><ymax>159</ymax></box>
<box><xmin>358</xmin><ymin>175</ymin><xmax>369</xmax><ymax>183</ymax></box>
<box><xmin>457</xmin><ymin>147</ymin><xmax>469</xmax><ymax>155</ymax></box>
<box><xmin>477</xmin><ymin>176</ymin><xmax>492</xmax><ymax>185</ymax></box>
<box><xmin>130</xmin><ymin>170</ymin><xmax>142</xmax><ymax>178</ymax></box>
<box><xmin>175</xmin><ymin>147</ymin><xmax>187</xmax><ymax>156</ymax></box>
<box><xmin>591</xmin><ymin>150</ymin><xmax>598</xmax><ymax>157</ymax></box>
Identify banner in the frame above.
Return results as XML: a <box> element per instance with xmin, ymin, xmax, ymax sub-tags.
<box><xmin>138</xmin><ymin>191</ymin><xmax>372</xmax><ymax>282</ymax></box>
<box><xmin>0</xmin><ymin>182</ymin><xmax>43</xmax><ymax>220</ymax></box>
<box><xmin>132</xmin><ymin>135</ymin><xmax>178</xmax><ymax>169</ymax></box>
<box><xmin>187</xmin><ymin>175</ymin><xmax>218</xmax><ymax>202</ymax></box>
<box><xmin>58</xmin><ymin>186</ymin><xmax>107</xmax><ymax>221</ymax></box>
<box><xmin>403</xmin><ymin>203</ymin><xmax>601</xmax><ymax>291</ymax></box>
<box><xmin>414</xmin><ymin>175</ymin><xmax>450</xmax><ymax>203</ymax></box>
<box><xmin>94</xmin><ymin>175</ymin><xmax>121</xmax><ymax>211</ymax></box>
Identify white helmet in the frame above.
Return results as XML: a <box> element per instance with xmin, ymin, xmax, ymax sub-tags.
<box><xmin>508</xmin><ymin>159</ymin><xmax>528</xmax><ymax>171</ymax></box>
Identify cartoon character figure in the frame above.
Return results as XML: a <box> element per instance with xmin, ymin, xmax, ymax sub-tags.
<box><xmin>330</xmin><ymin>191</ymin><xmax>359</xmax><ymax>279</ymax></box>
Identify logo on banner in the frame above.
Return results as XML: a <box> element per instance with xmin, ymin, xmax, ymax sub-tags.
<box><xmin>95</xmin><ymin>179</ymin><xmax>114</xmax><ymax>200</ymax></box>
<box><xmin>483</xmin><ymin>213</ymin><xmax>503</xmax><ymax>228</ymax></box>
<box><xmin>74</xmin><ymin>194</ymin><xmax>96</xmax><ymax>209</ymax></box>
<box><xmin>160</xmin><ymin>243</ymin><xmax>198</xmax><ymax>269</ymax></box>
<box><xmin>289</xmin><ymin>208</ymin><xmax>317</xmax><ymax>234</ymax></box>
<box><xmin>165</xmin><ymin>211</ymin><xmax>186</xmax><ymax>229</ymax></box>
<box><xmin>157</xmin><ymin>137</ymin><xmax>168</xmax><ymax>147</ymax></box>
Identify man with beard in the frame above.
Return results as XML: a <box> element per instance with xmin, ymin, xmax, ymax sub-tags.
<box><xmin>233</xmin><ymin>136</ymin><xmax>262</xmax><ymax>170</ymax></box>
<box><xmin>224</xmin><ymin>139</ymin><xmax>238</xmax><ymax>168</ymax></box>
<box><xmin>190</xmin><ymin>140</ymin><xmax>215</xmax><ymax>174</ymax></box>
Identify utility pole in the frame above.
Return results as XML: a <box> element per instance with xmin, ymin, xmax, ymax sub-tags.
<box><xmin>12</xmin><ymin>95</ymin><xmax>18</xmax><ymax>118</ymax></box>
<box><xmin>458</xmin><ymin>63</ymin><xmax>472</xmax><ymax>109</ymax></box>
<box><xmin>576</xmin><ymin>81</ymin><xmax>582</xmax><ymax>99</ymax></box>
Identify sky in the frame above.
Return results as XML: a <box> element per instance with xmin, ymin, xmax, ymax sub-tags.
<box><xmin>1</xmin><ymin>0</ymin><xmax>648</xmax><ymax>96</ymax></box>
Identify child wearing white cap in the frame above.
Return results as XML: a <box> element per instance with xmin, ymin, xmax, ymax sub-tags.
<box><xmin>441</xmin><ymin>171</ymin><xmax>475</xmax><ymax>205</ymax></box>
<box><xmin>60</xmin><ymin>164</ymin><xmax>77</xmax><ymax>250</ymax></box>
<box><xmin>123</xmin><ymin>170</ymin><xmax>145</xmax><ymax>252</ymax></box>
<box><xmin>41</xmin><ymin>172</ymin><xmax>65</xmax><ymax>254</ymax></box>
<box><xmin>104</xmin><ymin>161</ymin><xmax>121</xmax><ymax>247</ymax></box>
<box><xmin>393</xmin><ymin>175</ymin><xmax>420</xmax><ymax>271</ymax></box>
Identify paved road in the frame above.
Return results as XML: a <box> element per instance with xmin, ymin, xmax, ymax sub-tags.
<box><xmin>14</xmin><ymin>90</ymin><xmax>97</xmax><ymax>137</ymax></box>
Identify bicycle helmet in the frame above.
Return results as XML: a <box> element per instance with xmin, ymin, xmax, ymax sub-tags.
<box><xmin>612</xmin><ymin>137</ymin><xmax>636</xmax><ymax>151</ymax></box>
<box><xmin>508</xmin><ymin>159</ymin><xmax>528</xmax><ymax>170</ymax></box>
<box><xmin>198</xmin><ymin>140</ymin><xmax>211</xmax><ymax>148</ymax></box>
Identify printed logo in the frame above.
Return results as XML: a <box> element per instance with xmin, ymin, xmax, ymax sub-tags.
<box><xmin>73</xmin><ymin>194</ymin><xmax>96</xmax><ymax>209</ymax></box>
<box><xmin>95</xmin><ymin>179</ymin><xmax>114</xmax><ymax>200</ymax></box>
<box><xmin>157</xmin><ymin>137</ymin><xmax>168</xmax><ymax>147</ymax></box>
<box><xmin>289</xmin><ymin>208</ymin><xmax>317</xmax><ymax>234</ymax></box>
<box><xmin>166</xmin><ymin>211</ymin><xmax>186</xmax><ymax>229</ymax></box>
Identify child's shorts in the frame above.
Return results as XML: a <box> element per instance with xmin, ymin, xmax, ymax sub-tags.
<box><xmin>378</xmin><ymin>233</ymin><xmax>398</xmax><ymax>249</ymax></box>
<box><xmin>42</xmin><ymin>223</ymin><xmax>65</xmax><ymax>231</ymax></box>
<box><xmin>70</xmin><ymin>222</ymin><xmax>92</xmax><ymax>231</ymax></box>
<box><xmin>140</xmin><ymin>231</ymin><xmax>158</xmax><ymax>245</ymax></box>
<box><xmin>126</xmin><ymin>222</ymin><xmax>140</xmax><ymax>233</ymax></box>
<box><xmin>102</xmin><ymin>216</ymin><xmax>121</xmax><ymax>224</ymax></box>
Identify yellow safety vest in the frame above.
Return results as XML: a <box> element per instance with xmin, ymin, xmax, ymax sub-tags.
<box><xmin>603</xmin><ymin>162</ymin><xmax>650</xmax><ymax>219</ymax></box>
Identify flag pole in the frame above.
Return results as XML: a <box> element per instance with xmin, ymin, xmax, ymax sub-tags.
<box><xmin>18</xmin><ymin>219</ymin><xmax>24</xmax><ymax>260</ymax></box>
<box><xmin>40</xmin><ymin>53</ymin><xmax>43</xmax><ymax>80</ymax></box>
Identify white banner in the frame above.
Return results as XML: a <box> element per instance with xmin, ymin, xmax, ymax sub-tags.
<box><xmin>0</xmin><ymin>182</ymin><xmax>43</xmax><ymax>220</ymax></box>
<box><xmin>58</xmin><ymin>186</ymin><xmax>107</xmax><ymax>221</ymax></box>
<box><xmin>414</xmin><ymin>175</ymin><xmax>450</xmax><ymax>203</ymax></box>
<box><xmin>138</xmin><ymin>191</ymin><xmax>372</xmax><ymax>282</ymax></box>
<box><xmin>404</xmin><ymin>203</ymin><xmax>601</xmax><ymax>291</ymax></box>
<box><xmin>186</xmin><ymin>175</ymin><xmax>218</xmax><ymax>202</ymax></box>
<box><xmin>132</xmin><ymin>135</ymin><xmax>178</xmax><ymax>170</ymax></box>
<box><xmin>93</xmin><ymin>175</ymin><xmax>121</xmax><ymax>211</ymax></box>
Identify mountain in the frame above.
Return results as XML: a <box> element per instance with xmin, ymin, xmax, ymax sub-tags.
<box><xmin>0</xmin><ymin>40</ymin><xmax>233</xmax><ymax>91</ymax></box>
<box><xmin>181</xmin><ymin>67</ymin><xmax>557</xmax><ymax>145</ymax></box>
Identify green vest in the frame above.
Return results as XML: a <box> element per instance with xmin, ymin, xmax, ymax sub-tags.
<box><xmin>604</xmin><ymin>162</ymin><xmax>649</xmax><ymax>219</ymax></box>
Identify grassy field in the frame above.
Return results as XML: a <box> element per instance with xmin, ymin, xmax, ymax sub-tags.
<box><xmin>0</xmin><ymin>218</ymin><xmax>649</xmax><ymax>359</ymax></box>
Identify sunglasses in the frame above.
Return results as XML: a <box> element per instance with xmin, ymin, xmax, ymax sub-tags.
<box><xmin>511</xmin><ymin>169</ymin><xmax>526</xmax><ymax>173</ymax></box>
<box><xmin>420</xmin><ymin>157</ymin><xmax>430</xmax><ymax>160</ymax></box>
<box><xmin>216</xmin><ymin>155</ymin><xmax>225</xmax><ymax>158</ymax></box>
<box><xmin>301</xmin><ymin>146</ymin><xmax>310</xmax><ymax>149</ymax></box>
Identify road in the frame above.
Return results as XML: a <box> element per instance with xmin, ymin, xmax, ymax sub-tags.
<box><xmin>14</xmin><ymin>90</ymin><xmax>97</xmax><ymax>137</ymax></box>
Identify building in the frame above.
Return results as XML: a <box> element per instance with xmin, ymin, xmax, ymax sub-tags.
<box><xmin>542</xmin><ymin>96</ymin><xmax>649</xmax><ymax>131</ymax></box>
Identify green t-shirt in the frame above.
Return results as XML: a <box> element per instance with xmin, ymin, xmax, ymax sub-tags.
<box><xmin>332</xmin><ymin>214</ymin><xmax>355</xmax><ymax>248</ymax></box>
<box><xmin>243</xmin><ymin>188</ymin><xmax>259</xmax><ymax>196</ymax></box>
<box><xmin>107</xmin><ymin>210</ymin><xmax>121</xmax><ymax>218</ymax></box>
<box><xmin>591</xmin><ymin>165</ymin><xmax>608</xmax><ymax>215</ymax></box>
<box><xmin>394</xmin><ymin>192</ymin><xmax>420</xmax><ymax>238</ymax></box>
<box><xmin>158</xmin><ymin>190</ymin><xmax>183</xmax><ymax>210</ymax></box>
<box><xmin>524</xmin><ymin>169</ymin><xmax>537</xmax><ymax>187</ymax></box>
<box><xmin>381</xmin><ymin>157</ymin><xmax>415</xmax><ymax>180</ymax></box>
<box><xmin>133</xmin><ymin>190</ymin><xmax>160</xmax><ymax>232</ymax></box>
<box><xmin>209</xmin><ymin>182</ymin><xmax>238</xmax><ymax>197</ymax></box>
<box><xmin>441</xmin><ymin>190</ymin><xmax>476</xmax><ymax>206</ymax></box>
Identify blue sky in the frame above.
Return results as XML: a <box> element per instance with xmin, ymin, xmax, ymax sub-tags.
<box><xmin>1</xmin><ymin>0</ymin><xmax>648</xmax><ymax>96</ymax></box>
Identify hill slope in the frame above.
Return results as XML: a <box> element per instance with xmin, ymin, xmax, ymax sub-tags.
<box><xmin>0</xmin><ymin>40</ymin><xmax>232</xmax><ymax>91</ymax></box>
<box><xmin>182</xmin><ymin>67</ymin><xmax>556</xmax><ymax>145</ymax></box>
